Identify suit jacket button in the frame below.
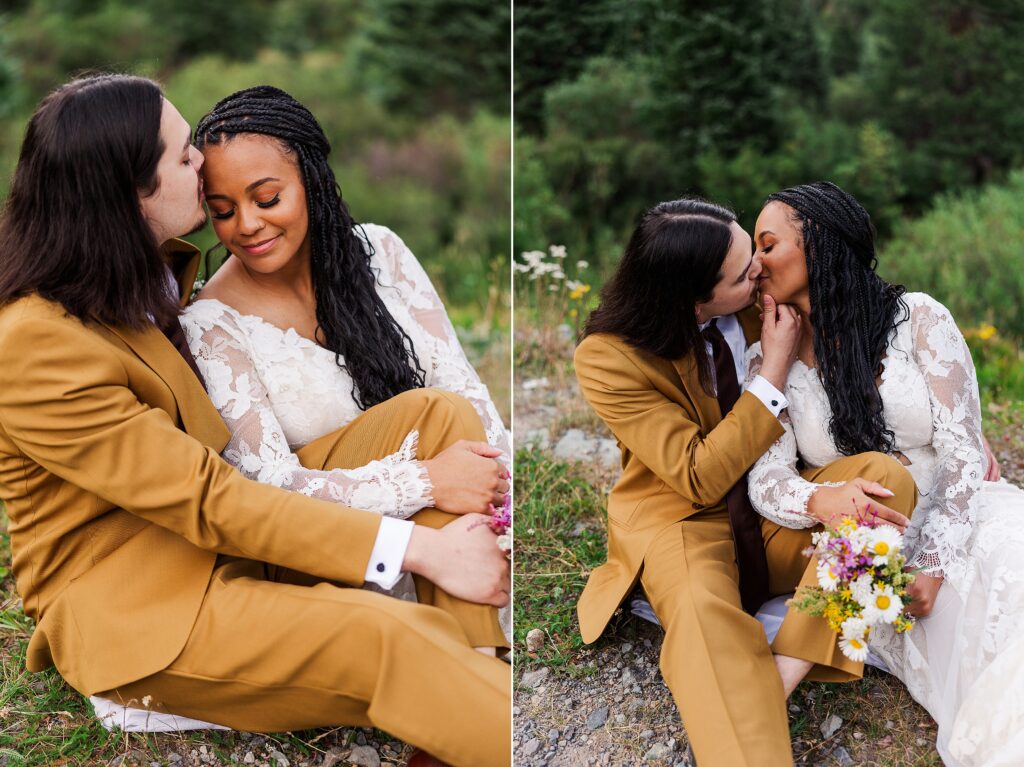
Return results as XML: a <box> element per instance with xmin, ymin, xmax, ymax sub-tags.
<box><xmin>376</xmin><ymin>563</ymin><xmax>386</xmax><ymax>573</ymax></box>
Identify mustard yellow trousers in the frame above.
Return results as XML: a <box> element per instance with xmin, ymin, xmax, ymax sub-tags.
<box><xmin>641</xmin><ymin>451</ymin><xmax>917</xmax><ymax>767</ymax></box>
<box><xmin>102</xmin><ymin>389</ymin><xmax>510</xmax><ymax>767</ymax></box>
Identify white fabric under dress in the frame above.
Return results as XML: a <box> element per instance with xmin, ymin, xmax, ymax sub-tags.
<box><xmin>746</xmin><ymin>292</ymin><xmax>1024</xmax><ymax>766</ymax></box>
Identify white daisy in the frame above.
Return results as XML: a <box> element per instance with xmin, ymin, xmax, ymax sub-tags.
<box><xmin>863</xmin><ymin>584</ymin><xmax>903</xmax><ymax>625</ymax></box>
<box><xmin>864</xmin><ymin>526</ymin><xmax>902</xmax><ymax>565</ymax></box>
<box><xmin>851</xmin><ymin>574</ymin><xmax>875</xmax><ymax>607</ymax></box>
<box><xmin>839</xmin><ymin>634</ymin><xmax>870</xmax><ymax>662</ymax></box>
<box><xmin>816</xmin><ymin>559</ymin><xmax>840</xmax><ymax>592</ymax></box>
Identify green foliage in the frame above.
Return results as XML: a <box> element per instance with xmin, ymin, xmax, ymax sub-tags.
<box><xmin>0</xmin><ymin>0</ymin><xmax>509</xmax><ymax>320</ymax></box>
<box><xmin>353</xmin><ymin>0</ymin><xmax>509</xmax><ymax>119</ymax></box>
<box><xmin>515</xmin><ymin>0</ymin><xmax>1024</xmax><ymax>277</ymax></box>
<box><xmin>878</xmin><ymin>169</ymin><xmax>1024</xmax><ymax>342</ymax></box>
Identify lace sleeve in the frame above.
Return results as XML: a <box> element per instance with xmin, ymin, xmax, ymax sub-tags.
<box><xmin>369</xmin><ymin>226</ymin><xmax>511</xmax><ymax>464</ymax></box>
<box><xmin>905</xmin><ymin>295</ymin><xmax>984</xmax><ymax>580</ymax></box>
<box><xmin>745</xmin><ymin>343</ymin><xmax>827</xmax><ymax>529</ymax></box>
<box><xmin>182</xmin><ymin>303</ymin><xmax>433</xmax><ymax>518</ymax></box>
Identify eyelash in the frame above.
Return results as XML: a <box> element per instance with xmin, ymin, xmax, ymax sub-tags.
<box><xmin>762</xmin><ymin>245</ymin><xmax>774</xmax><ymax>254</ymax></box>
<box><xmin>210</xmin><ymin>194</ymin><xmax>281</xmax><ymax>220</ymax></box>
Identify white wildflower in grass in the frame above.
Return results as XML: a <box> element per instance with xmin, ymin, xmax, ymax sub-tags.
<box><xmin>816</xmin><ymin>558</ymin><xmax>840</xmax><ymax>591</ymax></box>
<box><xmin>851</xmin><ymin>573</ymin><xmax>875</xmax><ymax>607</ymax></box>
<box><xmin>576</xmin><ymin>260</ymin><xmax>589</xmax><ymax>269</ymax></box>
<box><xmin>863</xmin><ymin>583</ymin><xmax>902</xmax><ymax>625</ymax></box>
<box><xmin>864</xmin><ymin>525</ymin><xmax>902</xmax><ymax>565</ymax></box>
<box><xmin>549</xmin><ymin>244</ymin><xmax>567</xmax><ymax>259</ymax></box>
<box><xmin>566</xmin><ymin>280</ymin><xmax>584</xmax><ymax>292</ymax></box>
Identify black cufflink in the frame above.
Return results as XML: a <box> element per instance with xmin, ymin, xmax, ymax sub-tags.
<box><xmin>376</xmin><ymin>562</ymin><xmax>386</xmax><ymax>573</ymax></box>
<box><xmin>771</xmin><ymin>400</ymin><xmax>779</xmax><ymax>407</ymax></box>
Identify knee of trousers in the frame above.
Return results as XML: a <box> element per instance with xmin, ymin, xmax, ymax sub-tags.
<box><xmin>396</xmin><ymin>388</ymin><xmax>484</xmax><ymax>441</ymax></box>
<box><xmin>857</xmin><ymin>451</ymin><xmax>918</xmax><ymax>516</ymax></box>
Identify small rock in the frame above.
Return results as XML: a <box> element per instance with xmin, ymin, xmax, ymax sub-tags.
<box><xmin>916</xmin><ymin>738</ymin><xmax>928</xmax><ymax>747</ymax></box>
<box><xmin>548</xmin><ymin>729</ymin><xmax>559</xmax><ymax>740</ymax></box>
<box><xmin>820</xmin><ymin>714</ymin><xmax>843</xmax><ymax>739</ymax></box>
<box><xmin>348</xmin><ymin>745</ymin><xmax>380</xmax><ymax>767</ymax></box>
<box><xmin>621</xmin><ymin>668</ymin><xmax>636</xmax><ymax>685</ymax></box>
<box><xmin>321</xmin><ymin>748</ymin><xmax>346</xmax><ymax>767</ymax></box>
<box><xmin>614</xmin><ymin>714</ymin><xmax>626</xmax><ymax>724</ymax></box>
<box><xmin>597</xmin><ymin>439</ymin><xmax>620</xmax><ymax>468</ymax></box>
<box><xmin>168</xmin><ymin>756</ymin><xmax>183</xmax><ymax>765</ymax></box>
<box><xmin>570</xmin><ymin>521</ymin><xmax>588</xmax><ymax>537</ymax></box>
<box><xmin>640</xmin><ymin>730</ymin><xmax>655</xmax><ymax>740</ymax></box>
<box><xmin>522</xmin><ymin>739</ymin><xmax>541</xmax><ymax>756</ymax></box>
<box><xmin>526</xmin><ymin>628</ymin><xmax>545</xmax><ymax>652</ymax></box>
<box><xmin>199</xmin><ymin>746</ymin><xmax>208</xmax><ymax>756</ymax></box>
<box><xmin>522</xmin><ymin>377</ymin><xmax>549</xmax><ymax>391</ymax></box>
<box><xmin>620</xmin><ymin>643</ymin><xmax>633</xmax><ymax>653</ymax></box>
<box><xmin>268</xmin><ymin>750</ymin><xmax>289</xmax><ymax>767</ymax></box>
<box><xmin>644</xmin><ymin>743</ymin><xmax>673</xmax><ymax>761</ymax></box>
<box><xmin>885</xmin><ymin>720</ymin><xmax>895</xmax><ymax>729</ymax></box>
<box><xmin>523</xmin><ymin>429</ymin><xmax>550</xmax><ymax>450</ymax></box>
<box><xmin>831</xmin><ymin>745</ymin><xmax>854</xmax><ymax>766</ymax></box>
<box><xmin>668</xmin><ymin>738</ymin><xmax>677</xmax><ymax>751</ymax></box>
<box><xmin>243</xmin><ymin>754</ymin><xmax>255</xmax><ymax>765</ymax></box>
<box><xmin>554</xmin><ymin>429</ymin><xmax>591</xmax><ymax>460</ymax></box>
<box><xmin>789</xmin><ymin>704</ymin><xmax>801</xmax><ymax>713</ymax></box>
<box><xmin>521</xmin><ymin>667</ymin><xmax>550</xmax><ymax>688</ymax></box>
<box><xmin>513</xmin><ymin>706</ymin><xmax>521</xmax><ymax>716</ymax></box>
<box><xmin>852</xmin><ymin>731</ymin><xmax>864</xmax><ymax>740</ymax></box>
<box><xmin>586</xmin><ymin>706</ymin><xmax>610</xmax><ymax>730</ymax></box>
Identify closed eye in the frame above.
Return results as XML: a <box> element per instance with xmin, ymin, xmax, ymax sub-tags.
<box><xmin>256</xmin><ymin>194</ymin><xmax>280</xmax><ymax>209</ymax></box>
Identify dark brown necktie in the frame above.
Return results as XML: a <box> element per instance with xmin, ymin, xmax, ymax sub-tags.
<box><xmin>161</xmin><ymin>315</ymin><xmax>208</xmax><ymax>391</ymax></box>
<box><xmin>703</xmin><ymin>319</ymin><xmax>770</xmax><ymax>615</ymax></box>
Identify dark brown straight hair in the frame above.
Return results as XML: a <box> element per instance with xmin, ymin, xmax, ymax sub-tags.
<box><xmin>0</xmin><ymin>73</ymin><xmax>179</xmax><ymax>329</ymax></box>
<box><xmin>582</xmin><ymin>197</ymin><xmax>737</xmax><ymax>394</ymax></box>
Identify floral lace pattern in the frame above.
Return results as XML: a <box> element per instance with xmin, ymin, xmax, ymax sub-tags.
<box><xmin>745</xmin><ymin>293</ymin><xmax>984</xmax><ymax>584</ymax></box>
<box><xmin>746</xmin><ymin>292</ymin><xmax>1024</xmax><ymax>765</ymax></box>
<box><xmin>181</xmin><ymin>223</ymin><xmax>509</xmax><ymax>519</ymax></box>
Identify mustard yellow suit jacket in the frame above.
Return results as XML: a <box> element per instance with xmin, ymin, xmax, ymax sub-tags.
<box><xmin>574</xmin><ymin>307</ymin><xmax>785</xmax><ymax>643</ymax></box>
<box><xmin>0</xmin><ymin>242</ymin><xmax>382</xmax><ymax>695</ymax></box>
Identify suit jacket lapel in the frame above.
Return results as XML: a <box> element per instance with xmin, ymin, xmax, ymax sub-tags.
<box><xmin>100</xmin><ymin>240</ymin><xmax>228</xmax><ymax>451</ymax></box>
<box><xmin>103</xmin><ymin>323</ymin><xmax>230</xmax><ymax>451</ymax></box>
<box><xmin>672</xmin><ymin>353</ymin><xmax>722</xmax><ymax>431</ymax></box>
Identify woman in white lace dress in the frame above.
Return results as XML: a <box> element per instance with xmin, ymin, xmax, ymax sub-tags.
<box><xmin>746</xmin><ymin>181</ymin><xmax>1024</xmax><ymax>765</ymax></box>
<box><xmin>179</xmin><ymin>86</ymin><xmax>510</xmax><ymax>652</ymax></box>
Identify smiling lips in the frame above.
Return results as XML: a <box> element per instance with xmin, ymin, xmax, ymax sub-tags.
<box><xmin>241</xmin><ymin>235</ymin><xmax>280</xmax><ymax>255</ymax></box>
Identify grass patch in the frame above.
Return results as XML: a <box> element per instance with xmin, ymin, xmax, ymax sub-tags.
<box><xmin>512</xmin><ymin>449</ymin><xmax>608</xmax><ymax>668</ymax></box>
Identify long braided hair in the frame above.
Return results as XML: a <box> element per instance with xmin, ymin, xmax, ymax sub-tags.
<box><xmin>765</xmin><ymin>181</ymin><xmax>909</xmax><ymax>456</ymax></box>
<box><xmin>195</xmin><ymin>86</ymin><xmax>425</xmax><ymax>410</ymax></box>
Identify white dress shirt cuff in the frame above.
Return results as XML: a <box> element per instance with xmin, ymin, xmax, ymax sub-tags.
<box><xmin>746</xmin><ymin>375</ymin><xmax>788</xmax><ymax>418</ymax></box>
<box><xmin>364</xmin><ymin>516</ymin><xmax>414</xmax><ymax>589</ymax></box>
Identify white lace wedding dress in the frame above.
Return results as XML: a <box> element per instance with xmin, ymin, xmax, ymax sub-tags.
<box><xmin>180</xmin><ymin>223</ymin><xmax>510</xmax><ymax>603</ymax></box>
<box><xmin>746</xmin><ymin>292</ymin><xmax>1024</xmax><ymax>767</ymax></box>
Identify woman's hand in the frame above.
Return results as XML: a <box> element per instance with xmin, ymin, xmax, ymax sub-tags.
<box><xmin>759</xmin><ymin>295</ymin><xmax>802</xmax><ymax>391</ymax></box>
<box><xmin>983</xmin><ymin>434</ymin><xmax>1001</xmax><ymax>481</ymax></box>
<box><xmin>807</xmin><ymin>478</ymin><xmax>910</xmax><ymax>531</ymax></box>
<box><xmin>423</xmin><ymin>440</ymin><xmax>509</xmax><ymax>514</ymax></box>
<box><xmin>906</xmin><ymin>571</ymin><xmax>943</xmax><ymax>618</ymax></box>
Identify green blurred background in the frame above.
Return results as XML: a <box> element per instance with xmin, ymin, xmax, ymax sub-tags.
<box><xmin>0</xmin><ymin>0</ymin><xmax>511</xmax><ymax>408</ymax></box>
<box><xmin>514</xmin><ymin>0</ymin><xmax>1024</xmax><ymax>404</ymax></box>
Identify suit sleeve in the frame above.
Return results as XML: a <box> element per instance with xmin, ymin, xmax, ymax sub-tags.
<box><xmin>574</xmin><ymin>336</ymin><xmax>785</xmax><ymax>507</ymax></box>
<box><xmin>0</xmin><ymin>316</ymin><xmax>381</xmax><ymax>586</ymax></box>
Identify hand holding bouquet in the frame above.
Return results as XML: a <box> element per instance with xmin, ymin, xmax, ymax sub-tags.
<box><xmin>790</xmin><ymin>511</ymin><xmax>916</xmax><ymax>661</ymax></box>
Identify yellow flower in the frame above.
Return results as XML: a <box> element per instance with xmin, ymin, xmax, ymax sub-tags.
<box><xmin>979</xmin><ymin>324</ymin><xmax>997</xmax><ymax>341</ymax></box>
<box><xmin>569</xmin><ymin>309</ymin><xmax>578</xmax><ymax>318</ymax></box>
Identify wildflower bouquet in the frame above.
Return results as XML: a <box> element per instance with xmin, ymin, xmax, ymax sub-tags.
<box><xmin>789</xmin><ymin>514</ymin><xmax>916</xmax><ymax>661</ymax></box>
